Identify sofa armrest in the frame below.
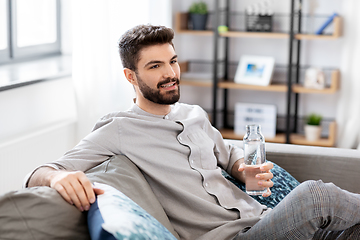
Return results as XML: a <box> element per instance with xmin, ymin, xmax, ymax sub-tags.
<box><xmin>225</xmin><ymin>140</ymin><xmax>360</xmax><ymax>193</ymax></box>
<box><xmin>0</xmin><ymin>155</ymin><xmax>180</xmax><ymax>240</ymax></box>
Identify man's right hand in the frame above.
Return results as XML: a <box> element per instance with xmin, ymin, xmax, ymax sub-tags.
<box><xmin>49</xmin><ymin>170</ymin><xmax>104</xmax><ymax>211</ymax></box>
<box><xmin>28</xmin><ymin>167</ymin><xmax>104</xmax><ymax>212</ymax></box>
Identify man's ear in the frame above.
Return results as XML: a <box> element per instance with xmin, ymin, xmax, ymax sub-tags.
<box><xmin>123</xmin><ymin>68</ymin><xmax>138</xmax><ymax>86</ymax></box>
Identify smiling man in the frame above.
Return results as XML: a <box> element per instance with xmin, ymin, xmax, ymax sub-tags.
<box><xmin>27</xmin><ymin>25</ymin><xmax>360</xmax><ymax>240</ymax></box>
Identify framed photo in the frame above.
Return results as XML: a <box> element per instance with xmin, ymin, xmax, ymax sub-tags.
<box><xmin>234</xmin><ymin>55</ymin><xmax>275</xmax><ymax>86</ymax></box>
<box><xmin>234</xmin><ymin>102</ymin><xmax>277</xmax><ymax>139</ymax></box>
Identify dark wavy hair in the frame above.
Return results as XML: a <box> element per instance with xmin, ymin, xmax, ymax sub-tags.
<box><xmin>118</xmin><ymin>24</ymin><xmax>175</xmax><ymax>72</ymax></box>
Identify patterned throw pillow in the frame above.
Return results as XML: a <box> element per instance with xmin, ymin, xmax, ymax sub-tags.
<box><xmin>222</xmin><ymin>161</ymin><xmax>300</xmax><ymax>209</ymax></box>
<box><xmin>87</xmin><ymin>183</ymin><xmax>177</xmax><ymax>240</ymax></box>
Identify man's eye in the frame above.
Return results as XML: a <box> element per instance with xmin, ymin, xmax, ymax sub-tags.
<box><xmin>150</xmin><ymin>65</ymin><xmax>159</xmax><ymax>69</ymax></box>
<box><xmin>171</xmin><ymin>60</ymin><xmax>177</xmax><ymax>64</ymax></box>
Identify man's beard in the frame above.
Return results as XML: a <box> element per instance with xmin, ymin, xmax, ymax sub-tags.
<box><xmin>136</xmin><ymin>74</ymin><xmax>180</xmax><ymax>105</ymax></box>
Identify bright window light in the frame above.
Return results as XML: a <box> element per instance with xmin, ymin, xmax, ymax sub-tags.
<box><xmin>16</xmin><ymin>0</ymin><xmax>57</xmax><ymax>47</ymax></box>
<box><xmin>0</xmin><ymin>0</ymin><xmax>7</xmax><ymax>50</ymax></box>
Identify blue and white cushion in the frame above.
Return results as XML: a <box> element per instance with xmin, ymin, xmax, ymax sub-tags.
<box><xmin>87</xmin><ymin>183</ymin><xmax>177</xmax><ymax>240</ymax></box>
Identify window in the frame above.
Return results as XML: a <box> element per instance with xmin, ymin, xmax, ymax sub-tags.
<box><xmin>0</xmin><ymin>1</ymin><xmax>7</xmax><ymax>50</ymax></box>
<box><xmin>0</xmin><ymin>0</ymin><xmax>9</xmax><ymax>62</ymax></box>
<box><xmin>0</xmin><ymin>0</ymin><xmax>61</xmax><ymax>64</ymax></box>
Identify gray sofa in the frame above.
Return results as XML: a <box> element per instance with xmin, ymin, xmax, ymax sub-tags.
<box><xmin>0</xmin><ymin>141</ymin><xmax>359</xmax><ymax>239</ymax></box>
<box><xmin>254</xmin><ymin>141</ymin><xmax>360</xmax><ymax>193</ymax></box>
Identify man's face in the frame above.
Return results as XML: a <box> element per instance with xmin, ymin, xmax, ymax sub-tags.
<box><xmin>134</xmin><ymin>43</ymin><xmax>180</xmax><ymax>105</ymax></box>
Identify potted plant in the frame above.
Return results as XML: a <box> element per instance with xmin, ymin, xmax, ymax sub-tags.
<box><xmin>304</xmin><ymin>113</ymin><xmax>322</xmax><ymax>141</ymax></box>
<box><xmin>189</xmin><ymin>1</ymin><xmax>208</xmax><ymax>30</ymax></box>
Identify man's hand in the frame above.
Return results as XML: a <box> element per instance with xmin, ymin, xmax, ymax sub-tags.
<box><xmin>28</xmin><ymin>167</ymin><xmax>104</xmax><ymax>211</ymax></box>
<box><xmin>49</xmin><ymin>171</ymin><xmax>104</xmax><ymax>211</ymax></box>
<box><xmin>240</xmin><ymin>162</ymin><xmax>274</xmax><ymax>197</ymax></box>
<box><xmin>232</xmin><ymin>160</ymin><xmax>274</xmax><ymax>197</ymax></box>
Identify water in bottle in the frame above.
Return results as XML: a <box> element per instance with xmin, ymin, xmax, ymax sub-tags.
<box><xmin>243</xmin><ymin>124</ymin><xmax>267</xmax><ymax>195</ymax></box>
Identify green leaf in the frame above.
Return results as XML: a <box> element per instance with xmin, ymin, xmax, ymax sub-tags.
<box><xmin>306</xmin><ymin>113</ymin><xmax>322</xmax><ymax>125</ymax></box>
<box><xmin>189</xmin><ymin>1</ymin><xmax>208</xmax><ymax>14</ymax></box>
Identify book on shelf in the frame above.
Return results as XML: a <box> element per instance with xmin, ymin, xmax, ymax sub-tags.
<box><xmin>315</xmin><ymin>13</ymin><xmax>338</xmax><ymax>35</ymax></box>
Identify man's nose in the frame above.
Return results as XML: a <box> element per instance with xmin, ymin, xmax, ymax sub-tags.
<box><xmin>163</xmin><ymin>64</ymin><xmax>176</xmax><ymax>78</ymax></box>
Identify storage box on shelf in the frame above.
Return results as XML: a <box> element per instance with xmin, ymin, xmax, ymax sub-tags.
<box><xmin>175</xmin><ymin>1</ymin><xmax>342</xmax><ymax>147</ymax></box>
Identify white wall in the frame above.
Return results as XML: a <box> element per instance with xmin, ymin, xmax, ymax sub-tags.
<box><xmin>0</xmin><ymin>78</ymin><xmax>77</xmax><ymax>142</ymax></box>
<box><xmin>0</xmin><ymin>77</ymin><xmax>78</xmax><ymax>193</ymax></box>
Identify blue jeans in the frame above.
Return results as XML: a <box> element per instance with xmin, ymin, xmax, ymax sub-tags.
<box><xmin>234</xmin><ymin>180</ymin><xmax>360</xmax><ymax>240</ymax></box>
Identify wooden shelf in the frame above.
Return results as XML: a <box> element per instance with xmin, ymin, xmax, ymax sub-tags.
<box><xmin>220</xmin><ymin>129</ymin><xmax>286</xmax><ymax>143</ymax></box>
<box><xmin>175</xmin><ymin>12</ymin><xmax>213</xmax><ymax>36</ymax></box>
<box><xmin>180</xmin><ymin>61</ymin><xmax>287</xmax><ymax>92</ymax></box>
<box><xmin>179</xmin><ymin>61</ymin><xmax>212</xmax><ymax>87</ymax></box>
<box><xmin>219</xmin><ymin>31</ymin><xmax>288</xmax><ymax>39</ymax></box>
<box><xmin>218</xmin><ymin>81</ymin><xmax>287</xmax><ymax>92</ymax></box>
<box><xmin>222</xmin><ymin>16</ymin><xmax>342</xmax><ymax>39</ymax></box>
<box><xmin>181</xmin><ymin>78</ymin><xmax>212</xmax><ymax>87</ymax></box>
<box><xmin>181</xmin><ymin>79</ymin><xmax>286</xmax><ymax>92</ymax></box>
<box><xmin>290</xmin><ymin>134</ymin><xmax>334</xmax><ymax>147</ymax></box>
<box><xmin>290</xmin><ymin>122</ymin><xmax>337</xmax><ymax>147</ymax></box>
<box><xmin>292</xmin><ymin>70</ymin><xmax>339</xmax><ymax>94</ymax></box>
<box><xmin>176</xmin><ymin>13</ymin><xmax>342</xmax><ymax>40</ymax></box>
<box><xmin>295</xmin><ymin>16</ymin><xmax>342</xmax><ymax>40</ymax></box>
<box><xmin>180</xmin><ymin>59</ymin><xmax>339</xmax><ymax>95</ymax></box>
<box><xmin>177</xmin><ymin>29</ymin><xmax>214</xmax><ymax>36</ymax></box>
<box><xmin>179</xmin><ymin>61</ymin><xmax>189</xmax><ymax>72</ymax></box>
<box><xmin>219</xmin><ymin>122</ymin><xmax>337</xmax><ymax>147</ymax></box>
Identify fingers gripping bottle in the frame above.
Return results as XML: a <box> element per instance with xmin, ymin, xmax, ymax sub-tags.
<box><xmin>243</xmin><ymin>124</ymin><xmax>267</xmax><ymax>195</ymax></box>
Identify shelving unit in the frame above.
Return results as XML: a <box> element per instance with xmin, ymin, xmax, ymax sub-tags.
<box><xmin>180</xmin><ymin>63</ymin><xmax>339</xmax><ymax>93</ymax></box>
<box><xmin>176</xmin><ymin>1</ymin><xmax>341</xmax><ymax>147</ymax></box>
<box><xmin>220</xmin><ymin>121</ymin><xmax>337</xmax><ymax>147</ymax></box>
<box><xmin>176</xmin><ymin>12</ymin><xmax>342</xmax><ymax>39</ymax></box>
<box><xmin>181</xmin><ymin>63</ymin><xmax>339</xmax><ymax>92</ymax></box>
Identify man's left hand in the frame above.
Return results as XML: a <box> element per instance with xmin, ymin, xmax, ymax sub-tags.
<box><xmin>238</xmin><ymin>162</ymin><xmax>274</xmax><ymax>197</ymax></box>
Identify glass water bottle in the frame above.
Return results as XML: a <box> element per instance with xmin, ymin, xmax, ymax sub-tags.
<box><xmin>243</xmin><ymin>124</ymin><xmax>267</xmax><ymax>195</ymax></box>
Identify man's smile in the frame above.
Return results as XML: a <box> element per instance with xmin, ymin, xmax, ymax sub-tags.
<box><xmin>157</xmin><ymin>78</ymin><xmax>180</xmax><ymax>91</ymax></box>
<box><xmin>160</xmin><ymin>81</ymin><xmax>177</xmax><ymax>90</ymax></box>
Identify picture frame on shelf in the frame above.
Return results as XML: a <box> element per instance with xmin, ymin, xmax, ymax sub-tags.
<box><xmin>234</xmin><ymin>102</ymin><xmax>277</xmax><ymax>139</ymax></box>
<box><xmin>234</xmin><ymin>55</ymin><xmax>275</xmax><ymax>86</ymax></box>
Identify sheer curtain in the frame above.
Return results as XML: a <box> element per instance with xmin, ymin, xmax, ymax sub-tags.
<box><xmin>336</xmin><ymin>0</ymin><xmax>360</xmax><ymax>149</ymax></box>
<box><xmin>70</xmin><ymin>0</ymin><xmax>171</xmax><ymax>141</ymax></box>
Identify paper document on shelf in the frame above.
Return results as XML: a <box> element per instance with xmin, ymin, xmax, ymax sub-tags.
<box><xmin>234</xmin><ymin>103</ymin><xmax>277</xmax><ymax>139</ymax></box>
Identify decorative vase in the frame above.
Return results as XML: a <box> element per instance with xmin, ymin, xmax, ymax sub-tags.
<box><xmin>190</xmin><ymin>13</ymin><xmax>208</xmax><ymax>30</ymax></box>
<box><xmin>304</xmin><ymin>125</ymin><xmax>322</xmax><ymax>141</ymax></box>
